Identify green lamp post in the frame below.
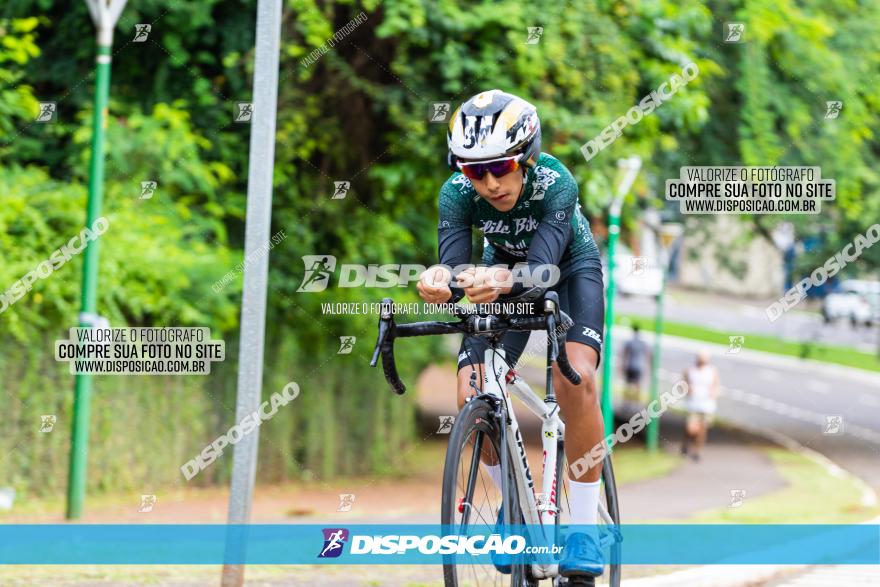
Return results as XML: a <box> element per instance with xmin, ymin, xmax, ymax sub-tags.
<box><xmin>600</xmin><ymin>156</ymin><xmax>641</xmax><ymax>434</ymax></box>
<box><xmin>67</xmin><ymin>0</ymin><xmax>129</xmax><ymax>520</ymax></box>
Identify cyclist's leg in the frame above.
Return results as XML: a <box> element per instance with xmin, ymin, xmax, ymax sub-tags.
<box><xmin>553</xmin><ymin>343</ymin><xmax>603</xmax><ymax>481</ymax></box>
<box><xmin>554</xmin><ymin>263</ymin><xmax>608</xmax><ymax>577</ymax></box>
<box><xmin>553</xmin><ymin>264</ymin><xmax>606</xmax><ymax>483</ymax></box>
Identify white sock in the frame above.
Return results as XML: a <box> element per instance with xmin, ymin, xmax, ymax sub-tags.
<box><xmin>569</xmin><ymin>478</ymin><xmax>601</xmax><ymax>538</ymax></box>
<box><xmin>484</xmin><ymin>463</ymin><xmax>504</xmax><ymax>490</ymax></box>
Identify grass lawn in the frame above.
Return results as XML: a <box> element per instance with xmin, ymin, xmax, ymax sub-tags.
<box><xmin>620</xmin><ymin>314</ymin><xmax>880</xmax><ymax>373</ymax></box>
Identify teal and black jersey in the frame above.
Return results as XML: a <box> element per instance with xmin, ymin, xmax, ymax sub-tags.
<box><xmin>437</xmin><ymin>153</ymin><xmax>600</xmax><ymax>293</ymax></box>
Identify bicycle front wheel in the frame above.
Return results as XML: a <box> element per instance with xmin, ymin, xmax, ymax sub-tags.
<box><xmin>599</xmin><ymin>455</ymin><xmax>622</xmax><ymax>587</ymax></box>
<box><xmin>441</xmin><ymin>397</ymin><xmax>526</xmax><ymax>587</ymax></box>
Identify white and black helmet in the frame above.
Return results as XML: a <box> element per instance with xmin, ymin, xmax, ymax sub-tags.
<box><xmin>447</xmin><ymin>89</ymin><xmax>541</xmax><ymax>171</ymax></box>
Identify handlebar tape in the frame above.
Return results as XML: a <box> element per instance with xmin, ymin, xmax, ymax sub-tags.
<box><xmin>557</xmin><ymin>352</ymin><xmax>582</xmax><ymax>386</ymax></box>
<box><xmin>381</xmin><ymin>341</ymin><xmax>406</xmax><ymax>395</ymax></box>
<box><xmin>548</xmin><ymin>311</ymin><xmax>581</xmax><ymax>385</ymax></box>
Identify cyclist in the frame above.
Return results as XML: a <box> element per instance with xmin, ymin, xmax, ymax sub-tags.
<box><xmin>417</xmin><ymin>89</ymin><xmax>606</xmax><ymax>578</ymax></box>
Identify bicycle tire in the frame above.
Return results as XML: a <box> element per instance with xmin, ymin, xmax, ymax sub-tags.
<box><xmin>601</xmin><ymin>455</ymin><xmax>621</xmax><ymax>587</ymax></box>
<box><xmin>441</xmin><ymin>397</ymin><xmax>526</xmax><ymax>587</ymax></box>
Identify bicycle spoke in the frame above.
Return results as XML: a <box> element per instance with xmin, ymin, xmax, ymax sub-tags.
<box><xmin>449</xmin><ymin>420</ymin><xmax>508</xmax><ymax>587</ymax></box>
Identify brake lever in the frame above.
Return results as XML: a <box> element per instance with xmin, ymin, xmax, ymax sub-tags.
<box><xmin>370</xmin><ymin>298</ymin><xmax>394</xmax><ymax>367</ymax></box>
<box><xmin>369</xmin><ymin>318</ymin><xmax>389</xmax><ymax>367</ymax></box>
<box><xmin>542</xmin><ymin>291</ymin><xmax>581</xmax><ymax>385</ymax></box>
<box><xmin>558</xmin><ymin>310</ymin><xmax>574</xmax><ymax>333</ymax></box>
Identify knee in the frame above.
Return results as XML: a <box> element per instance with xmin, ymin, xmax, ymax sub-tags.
<box><xmin>579</xmin><ymin>363</ymin><xmax>599</xmax><ymax>401</ymax></box>
<box><xmin>556</xmin><ymin>362</ymin><xmax>599</xmax><ymax>404</ymax></box>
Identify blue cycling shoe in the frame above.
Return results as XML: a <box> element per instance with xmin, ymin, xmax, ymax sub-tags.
<box><xmin>558</xmin><ymin>532</ymin><xmax>604</xmax><ymax>577</ymax></box>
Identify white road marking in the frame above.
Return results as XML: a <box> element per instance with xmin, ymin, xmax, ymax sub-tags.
<box><xmin>723</xmin><ymin>386</ymin><xmax>880</xmax><ymax>446</ymax></box>
<box><xmin>758</xmin><ymin>369</ymin><xmax>782</xmax><ymax>382</ymax></box>
<box><xmin>806</xmin><ymin>380</ymin><xmax>830</xmax><ymax>394</ymax></box>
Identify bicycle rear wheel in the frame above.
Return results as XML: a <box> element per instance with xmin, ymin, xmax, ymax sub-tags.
<box><xmin>554</xmin><ymin>441</ymin><xmax>621</xmax><ymax>587</ymax></box>
<box><xmin>441</xmin><ymin>397</ymin><xmax>526</xmax><ymax>587</ymax></box>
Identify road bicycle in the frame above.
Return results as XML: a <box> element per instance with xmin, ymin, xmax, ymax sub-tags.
<box><xmin>371</xmin><ymin>290</ymin><xmax>621</xmax><ymax>586</ymax></box>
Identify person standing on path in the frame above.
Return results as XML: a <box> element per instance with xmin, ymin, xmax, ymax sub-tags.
<box><xmin>681</xmin><ymin>350</ymin><xmax>720</xmax><ymax>461</ymax></box>
<box><xmin>621</xmin><ymin>325</ymin><xmax>650</xmax><ymax>404</ymax></box>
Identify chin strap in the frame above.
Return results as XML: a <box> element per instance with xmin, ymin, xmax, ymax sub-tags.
<box><xmin>516</xmin><ymin>170</ymin><xmax>527</xmax><ymax>199</ymax></box>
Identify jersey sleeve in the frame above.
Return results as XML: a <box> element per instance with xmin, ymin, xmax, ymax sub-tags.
<box><xmin>437</xmin><ymin>178</ymin><xmax>475</xmax><ymax>301</ymax></box>
<box><xmin>510</xmin><ymin>162</ymin><xmax>578</xmax><ymax>294</ymax></box>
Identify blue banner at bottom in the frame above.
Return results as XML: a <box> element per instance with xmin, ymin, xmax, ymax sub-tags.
<box><xmin>0</xmin><ymin>524</ymin><xmax>877</xmax><ymax>565</ymax></box>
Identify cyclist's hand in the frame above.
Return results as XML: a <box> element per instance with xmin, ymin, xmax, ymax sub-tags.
<box><xmin>417</xmin><ymin>266</ymin><xmax>452</xmax><ymax>304</ymax></box>
<box><xmin>457</xmin><ymin>267</ymin><xmax>512</xmax><ymax>304</ymax></box>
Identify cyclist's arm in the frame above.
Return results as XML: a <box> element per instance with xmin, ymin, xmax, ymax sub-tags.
<box><xmin>437</xmin><ymin>185</ymin><xmax>474</xmax><ymax>302</ymax></box>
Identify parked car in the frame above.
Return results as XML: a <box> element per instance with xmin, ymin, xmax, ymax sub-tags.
<box><xmin>822</xmin><ymin>279</ymin><xmax>880</xmax><ymax>326</ymax></box>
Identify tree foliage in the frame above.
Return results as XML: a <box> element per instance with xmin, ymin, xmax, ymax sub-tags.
<box><xmin>1</xmin><ymin>0</ymin><xmax>879</xmax><ymax>495</ymax></box>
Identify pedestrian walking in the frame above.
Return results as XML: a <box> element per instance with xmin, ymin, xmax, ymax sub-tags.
<box><xmin>681</xmin><ymin>350</ymin><xmax>720</xmax><ymax>461</ymax></box>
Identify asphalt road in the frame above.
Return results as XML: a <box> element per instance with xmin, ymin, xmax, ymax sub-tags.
<box><xmin>516</xmin><ymin>319</ymin><xmax>880</xmax><ymax>492</ymax></box>
<box><xmin>624</xmin><ymin>328</ymin><xmax>880</xmax><ymax>491</ymax></box>
<box><xmin>616</xmin><ymin>289</ymin><xmax>880</xmax><ymax>353</ymax></box>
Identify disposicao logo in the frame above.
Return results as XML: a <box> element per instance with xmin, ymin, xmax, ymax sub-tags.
<box><xmin>318</xmin><ymin>528</ymin><xmax>349</xmax><ymax>558</ymax></box>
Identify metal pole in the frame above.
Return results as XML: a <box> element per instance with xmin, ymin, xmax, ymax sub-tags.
<box><xmin>601</xmin><ymin>197</ymin><xmax>622</xmax><ymax>435</ymax></box>
<box><xmin>600</xmin><ymin>157</ymin><xmax>641</xmax><ymax>435</ymax></box>
<box><xmin>67</xmin><ymin>0</ymin><xmax>128</xmax><ymax>521</ymax></box>
<box><xmin>646</xmin><ymin>249</ymin><xmax>667</xmax><ymax>453</ymax></box>
<box><xmin>221</xmin><ymin>1</ymin><xmax>282</xmax><ymax>585</ymax></box>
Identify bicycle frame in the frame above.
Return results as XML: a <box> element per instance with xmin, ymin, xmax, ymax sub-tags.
<box><xmin>370</xmin><ymin>293</ymin><xmax>619</xmax><ymax>582</ymax></box>
<box><xmin>482</xmin><ymin>344</ymin><xmax>619</xmax><ymax>580</ymax></box>
<box><xmin>481</xmin><ymin>345</ymin><xmax>564</xmax><ymax>580</ymax></box>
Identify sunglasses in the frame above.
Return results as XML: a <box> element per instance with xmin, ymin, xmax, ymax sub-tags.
<box><xmin>457</xmin><ymin>154</ymin><xmax>522</xmax><ymax>180</ymax></box>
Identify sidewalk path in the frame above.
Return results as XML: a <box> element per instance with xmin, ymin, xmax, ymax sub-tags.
<box><xmin>614</xmin><ymin>414</ymin><xmax>785</xmax><ymax>522</ymax></box>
